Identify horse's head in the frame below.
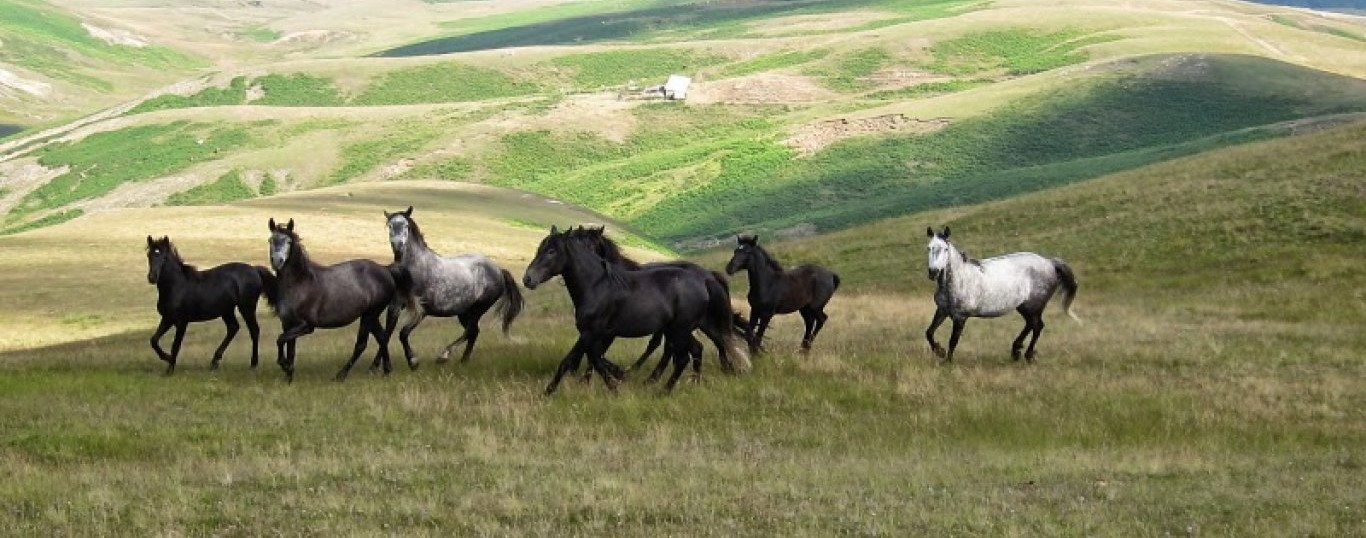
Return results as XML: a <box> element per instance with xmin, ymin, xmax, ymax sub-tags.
<box><xmin>145</xmin><ymin>235</ymin><xmax>173</xmax><ymax>284</ymax></box>
<box><xmin>926</xmin><ymin>226</ymin><xmax>952</xmax><ymax>281</ymax></box>
<box><xmin>267</xmin><ymin>218</ymin><xmax>297</xmax><ymax>271</ymax></box>
<box><xmin>524</xmin><ymin>225</ymin><xmax>570</xmax><ymax>290</ymax></box>
<box><xmin>383</xmin><ymin>206</ymin><xmax>415</xmax><ymax>261</ymax></box>
<box><xmin>725</xmin><ymin>234</ymin><xmax>760</xmax><ymax>275</ymax></box>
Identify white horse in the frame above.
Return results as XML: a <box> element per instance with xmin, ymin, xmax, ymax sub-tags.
<box><xmin>384</xmin><ymin>207</ymin><xmax>524</xmax><ymax>367</ymax></box>
<box><xmin>925</xmin><ymin>226</ymin><xmax>1080</xmax><ymax>363</ymax></box>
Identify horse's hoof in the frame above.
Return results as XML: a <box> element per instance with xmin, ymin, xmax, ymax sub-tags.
<box><xmin>578</xmin><ymin>374</ymin><xmax>593</xmax><ymax>385</ymax></box>
<box><xmin>1024</xmin><ymin>351</ymin><xmax>1037</xmax><ymax>363</ymax></box>
<box><xmin>334</xmin><ymin>372</ymin><xmax>349</xmax><ymax>382</ymax></box>
<box><xmin>435</xmin><ymin>357</ymin><xmax>450</xmax><ymax>365</ymax></box>
<box><xmin>1011</xmin><ymin>351</ymin><xmax>1022</xmax><ymax>361</ymax></box>
<box><xmin>932</xmin><ymin>346</ymin><xmax>947</xmax><ymax>359</ymax></box>
<box><xmin>209</xmin><ymin>361</ymin><xmax>221</xmax><ymax>371</ymax></box>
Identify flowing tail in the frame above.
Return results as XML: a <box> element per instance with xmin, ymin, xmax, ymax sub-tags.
<box><xmin>255</xmin><ymin>266</ymin><xmax>279</xmax><ymax>313</ymax></box>
<box><xmin>496</xmin><ymin>268</ymin><xmax>525</xmax><ymax>335</ymax></box>
<box><xmin>1052</xmin><ymin>259</ymin><xmax>1082</xmax><ymax>324</ymax></box>
<box><xmin>704</xmin><ymin>273</ymin><xmax>751</xmax><ymax>374</ymax></box>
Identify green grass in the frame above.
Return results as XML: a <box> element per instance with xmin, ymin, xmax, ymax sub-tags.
<box><xmin>866</xmin><ymin>78</ymin><xmax>990</xmax><ymax>100</ymax></box>
<box><xmin>922</xmin><ymin>28</ymin><xmax>1117</xmax><ymax>76</ymax></box>
<box><xmin>251</xmin><ymin>73</ymin><xmax>346</xmax><ymax>106</ymax></box>
<box><xmin>381</xmin><ymin>0</ymin><xmax>976</xmax><ymax>56</ymax></box>
<box><xmin>258</xmin><ymin>175</ymin><xmax>279</xmax><ymax>196</ymax></box>
<box><xmin>548</xmin><ymin>48</ymin><xmax>727</xmax><ymax>89</ymax></box>
<box><xmin>128</xmin><ymin>77</ymin><xmax>248</xmax><ymax>115</ymax></box>
<box><xmin>14</xmin><ymin>121</ymin><xmax>256</xmax><ymax>215</ymax></box>
<box><xmin>165</xmin><ymin>170</ymin><xmax>256</xmax><ymax>206</ymax></box>
<box><xmin>0</xmin><ymin>209</ymin><xmax>83</xmax><ymax>235</ymax></box>
<box><xmin>806</xmin><ymin>47</ymin><xmax>893</xmax><ymax>92</ymax></box>
<box><xmin>0</xmin><ymin>125</ymin><xmax>1362</xmax><ymax>534</ymax></box>
<box><xmin>475</xmin><ymin>55</ymin><xmax>1366</xmax><ymax>243</ymax></box>
<box><xmin>0</xmin><ymin>0</ymin><xmax>199</xmax><ymax>88</ymax></box>
<box><xmin>400</xmin><ymin>156</ymin><xmax>475</xmax><ymax>181</ymax></box>
<box><xmin>719</xmin><ymin>49</ymin><xmax>832</xmax><ymax>78</ymax></box>
<box><xmin>352</xmin><ymin>62</ymin><xmax>539</xmax><ymax>105</ymax></box>
<box><xmin>326</xmin><ymin>125</ymin><xmax>440</xmax><ymax>185</ymax></box>
<box><xmin>240</xmin><ymin>26</ymin><xmax>280</xmax><ymax>43</ymax></box>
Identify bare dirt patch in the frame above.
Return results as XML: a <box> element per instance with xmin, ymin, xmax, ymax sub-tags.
<box><xmin>487</xmin><ymin>94</ymin><xmax>637</xmax><ymax>143</ymax></box>
<box><xmin>0</xmin><ymin>160</ymin><xmax>66</xmax><ymax>214</ymax></box>
<box><xmin>785</xmin><ymin>114</ymin><xmax>951</xmax><ymax>157</ymax></box>
<box><xmin>689</xmin><ymin>73</ymin><xmax>839</xmax><ymax>105</ymax></box>
<box><xmin>81</xmin><ymin>23</ymin><xmax>149</xmax><ymax>48</ymax></box>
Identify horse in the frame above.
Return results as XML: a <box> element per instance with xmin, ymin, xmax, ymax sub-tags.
<box><xmin>523</xmin><ymin>226</ymin><xmax>747</xmax><ymax>394</ymax></box>
<box><xmin>144</xmin><ymin>236</ymin><xmax>276</xmax><ymax>374</ymax></box>
<box><xmin>924</xmin><ymin>226</ymin><xmax>1080</xmax><ymax>363</ymax></box>
<box><xmin>567</xmin><ymin>226</ymin><xmax>751</xmax><ymax>382</ymax></box>
<box><xmin>725</xmin><ymin>234</ymin><xmax>840</xmax><ymax>354</ymax></box>
<box><xmin>266</xmin><ymin>218</ymin><xmax>408</xmax><ymax>382</ymax></box>
<box><xmin>383</xmin><ymin>206</ymin><xmax>524</xmax><ymax>367</ymax></box>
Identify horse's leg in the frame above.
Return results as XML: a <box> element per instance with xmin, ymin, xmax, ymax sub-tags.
<box><xmin>811</xmin><ymin>310</ymin><xmax>829</xmax><ymax>339</ymax></box>
<box><xmin>586</xmin><ymin>337</ymin><xmax>622</xmax><ymax>392</ymax></box>
<box><xmin>646</xmin><ymin>338</ymin><xmax>672</xmax><ymax>384</ymax></box>
<box><xmin>388</xmin><ymin>311</ymin><xmax>425</xmax><ymax>371</ymax></box>
<box><xmin>335</xmin><ymin>316</ymin><xmax>375</xmax><ymax>381</ymax></box>
<box><xmin>699</xmin><ymin>325</ymin><xmax>734</xmax><ymax>374</ymax></box>
<box><xmin>663</xmin><ymin>336</ymin><xmax>690</xmax><ymax>391</ymax></box>
<box><xmin>628</xmin><ymin>332</ymin><xmax>665</xmax><ymax>373</ymax></box>
<box><xmin>926</xmin><ymin>308</ymin><xmax>948</xmax><ymax>358</ymax></box>
<box><xmin>276</xmin><ymin>322</ymin><xmax>312</xmax><ymax>383</ymax></box>
<box><xmin>164</xmin><ymin>322</ymin><xmax>188</xmax><ymax>375</ymax></box>
<box><xmin>1024</xmin><ymin>314</ymin><xmax>1045</xmax><ymax>363</ymax></box>
<box><xmin>210</xmin><ymin>314</ymin><xmax>240</xmax><ymax>370</ymax></box>
<box><xmin>240</xmin><ymin>302</ymin><xmax>261</xmax><ymax>369</ymax></box>
<box><xmin>150</xmin><ymin>318</ymin><xmax>173</xmax><ymax>365</ymax></box>
<box><xmin>751</xmin><ymin>312</ymin><xmax>774</xmax><ymax>354</ymax></box>
<box><xmin>371</xmin><ymin>311</ymin><xmax>394</xmax><ymax>374</ymax></box>
<box><xmin>689</xmin><ymin>336</ymin><xmax>704</xmax><ymax>382</ymax></box>
<box><xmin>945</xmin><ymin>316</ymin><xmax>967</xmax><ymax>363</ymax></box>
<box><xmin>456</xmin><ymin>311</ymin><xmax>482</xmax><ymax>363</ymax></box>
<box><xmin>1011</xmin><ymin>310</ymin><xmax>1032</xmax><ymax>361</ymax></box>
<box><xmin>383</xmin><ymin>299</ymin><xmax>411</xmax><ymax>371</ymax></box>
<box><xmin>746</xmin><ymin>310</ymin><xmax>763</xmax><ymax>353</ymax></box>
<box><xmin>546</xmin><ymin>337</ymin><xmax>587</xmax><ymax>395</ymax></box>
<box><xmin>798</xmin><ymin>309</ymin><xmax>816</xmax><ymax>352</ymax></box>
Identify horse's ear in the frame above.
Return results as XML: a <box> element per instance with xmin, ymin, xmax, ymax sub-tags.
<box><xmin>147</xmin><ymin>235</ymin><xmax>154</xmax><ymax>247</ymax></box>
<box><xmin>550</xmin><ymin>225</ymin><xmax>559</xmax><ymax>234</ymax></box>
<box><xmin>382</xmin><ymin>210</ymin><xmax>391</xmax><ymax>219</ymax></box>
<box><xmin>286</xmin><ymin>218</ymin><xmax>294</xmax><ymax>232</ymax></box>
<box><xmin>268</xmin><ymin>218</ymin><xmax>276</xmax><ymax>231</ymax></box>
<box><xmin>926</xmin><ymin>226</ymin><xmax>934</xmax><ymax>238</ymax></box>
<box><xmin>404</xmin><ymin>206</ymin><xmax>413</xmax><ymax>217</ymax></box>
<box><xmin>942</xmin><ymin>226</ymin><xmax>950</xmax><ymax>239</ymax></box>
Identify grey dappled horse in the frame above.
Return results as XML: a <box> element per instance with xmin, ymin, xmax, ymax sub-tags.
<box><xmin>925</xmin><ymin>226</ymin><xmax>1080</xmax><ymax>363</ymax></box>
<box><xmin>383</xmin><ymin>207</ymin><xmax>524</xmax><ymax>366</ymax></box>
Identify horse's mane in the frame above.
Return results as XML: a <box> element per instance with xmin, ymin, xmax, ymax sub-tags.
<box><xmin>563</xmin><ymin>228</ymin><xmax>627</xmax><ymax>288</ymax></box>
<box><xmin>755</xmin><ymin>244</ymin><xmax>783</xmax><ymax>273</ymax></box>
<box><xmin>568</xmin><ymin>226</ymin><xmax>642</xmax><ymax>269</ymax></box>
<box><xmin>403</xmin><ymin>214</ymin><xmax>429</xmax><ymax>248</ymax></box>
<box><xmin>149</xmin><ymin>238</ymin><xmax>199</xmax><ymax>276</ymax></box>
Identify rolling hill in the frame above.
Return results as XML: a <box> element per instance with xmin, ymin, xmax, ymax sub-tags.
<box><xmin>2</xmin><ymin>0</ymin><xmax>1365</xmax><ymax>250</ymax></box>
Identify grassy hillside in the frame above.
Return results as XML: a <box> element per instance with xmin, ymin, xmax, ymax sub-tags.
<box><xmin>0</xmin><ymin>116</ymin><xmax>1361</xmax><ymax>535</ymax></box>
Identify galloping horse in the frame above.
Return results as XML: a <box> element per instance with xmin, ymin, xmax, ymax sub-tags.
<box><xmin>145</xmin><ymin>236</ymin><xmax>275</xmax><ymax>374</ymax></box>
<box><xmin>924</xmin><ymin>226</ymin><xmax>1080</xmax><ymax>363</ymax></box>
<box><xmin>383</xmin><ymin>206</ymin><xmax>523</xmax><ymax>366</ymax></box>
<box><xmin>725</xmin><ymin>234</ymin><xmax>840</xmax><ymax>353</ymax></box>
<box><xmin>266</xmin><ymin>218</ymin><xmax>407</xmax><ymax>382</ymax></box>
<box><xmin>523</xmin><ymin>226</ymin><xmax>746</xmax><ymax>394</ymax></box>
<box><xmin>569</xmin><ymin>226</ymin><xmax>750</xmax><ymax>382</ymax></box>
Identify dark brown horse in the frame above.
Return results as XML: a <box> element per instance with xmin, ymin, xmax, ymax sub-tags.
<box><xmin>725</xmin><ymin>234</ymin><xmax>840</xmax><ymax>353</ymax></box>
<box><xmin>145</xmin><ymin>236</ymin><xmax>275</xmax><ymax>374</ymax></box>
<box><xmin>266</xmin><ymin>218</ymin><xmax>407</xmax><ymax>382</ymax></box>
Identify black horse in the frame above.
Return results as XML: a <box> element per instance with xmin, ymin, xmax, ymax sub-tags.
<box><xmin>569</xmin><ymin>226</ymin><xmax>750</xmax><ymax>382</ymax></box>
<box><xmin>523</xmin><ymin>226</ymin><xmax>746</xmax><ymax>394</ymax></box>
<box><xmin>725</xmin><ymin>234</ymin><xmax>840</xmax><ymax>353</ymax></box>
<box><xmin>145</xmin><ymin>236</ymin><xmax>276</xmax><ymax>374</ymax></box>
<box><xmin>266</xmin><ymin>218</ymin><xmax>408</xmax><ymax>382</ymax></box>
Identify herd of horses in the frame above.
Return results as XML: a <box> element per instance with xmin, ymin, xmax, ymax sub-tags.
<box><xmin>145</xmin><ymin>207</ymin><xmax>1080</xmax><ymax>394</ymax></box>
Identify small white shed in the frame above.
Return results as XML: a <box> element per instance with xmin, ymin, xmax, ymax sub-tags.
<box><xmin>663</xmin><ymin>74</ymin><xmax>692</xmax><ymax>100</ymax></box>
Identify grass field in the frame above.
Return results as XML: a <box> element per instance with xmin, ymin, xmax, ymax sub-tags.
<box><xmin>0</xmin><ymin>119</ymin><xmax>1362</xmax><ymax>534</ymax></box>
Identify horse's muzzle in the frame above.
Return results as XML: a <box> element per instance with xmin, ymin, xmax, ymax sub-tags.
<box><xmin>927</xmin><ymin>269</ymin><xmax>939</xmax><ymax>281</ymax></box>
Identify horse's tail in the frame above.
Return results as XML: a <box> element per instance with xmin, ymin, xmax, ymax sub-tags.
<box><xmin>496</xmin><ymin>268</ymin><xmax>525</xmax><ymax>336</ymax></box>
<box><xmin>704</xmin><ymin>274</ymin><xmax>751</xmax><ymax>374</ymax></box>
<box><xmin>831</xmin><ymin>272</ymin><xmax>842</xmax><ymax>292</ymax></box>
<box><xmin>255</xmin><ymin>266</ymin><xmax>279</xmax><ymax>313</ymax></box>
<box><xmin>1052</xmin><ymin>259</ymin><xmax>1082</xmax><ymax>324</ymax></box>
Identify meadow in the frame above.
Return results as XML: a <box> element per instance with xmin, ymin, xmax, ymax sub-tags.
<box><xmin>0</xmin><ymin>121</ymin><xmax>1361</xmax><ymax>534</ymax></box>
